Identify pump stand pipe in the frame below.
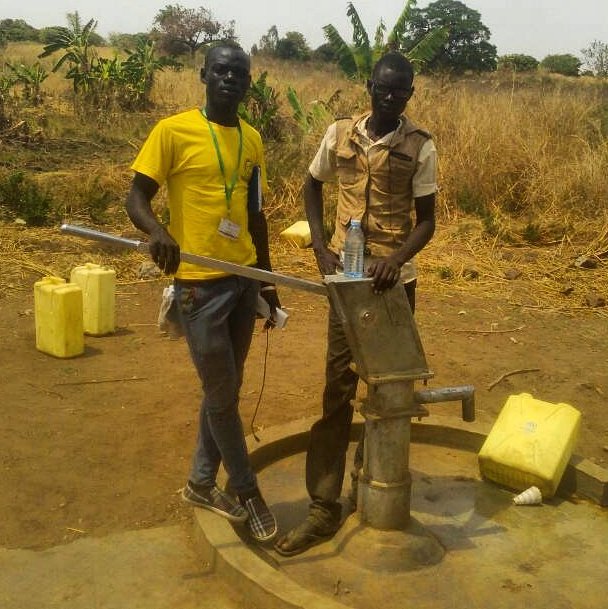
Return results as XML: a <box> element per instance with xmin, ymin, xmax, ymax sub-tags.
<box><xmin>358</xmin><ymin>380</ymin><xmax>417</xmax><ymax>530</ymax></box>
<box><xmin>358</xmin><ymin>383</ymin><xmax>476</xmax><ymax>530</ymax></box>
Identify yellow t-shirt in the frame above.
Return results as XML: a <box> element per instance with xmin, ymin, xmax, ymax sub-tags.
<box><xmin>131</xmin><ymin>108</ymin><xmax>268</xmax><ymax>280</ymax></box>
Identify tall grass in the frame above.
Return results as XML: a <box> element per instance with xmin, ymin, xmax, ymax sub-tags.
<box><xmin>419</xmin><ymin>74</ymin><xmax>608</xmax><ymax>242</ymax></box>
<box><xmin>2</xmin><ymin>43</ymin><xmax>607</xmax><ymax>243</ymax></box>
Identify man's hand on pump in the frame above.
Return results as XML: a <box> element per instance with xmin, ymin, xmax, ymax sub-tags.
<box><xmin>367</xmin><ymin>255</ymin><xmax>402</xmax><ymax>294</ymax></box>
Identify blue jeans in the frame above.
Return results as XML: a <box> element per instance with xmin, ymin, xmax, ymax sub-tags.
<box><xmin>174</xmin><ymin>275</ymin><xmax>259</xmax><ymax>495</ymax></box>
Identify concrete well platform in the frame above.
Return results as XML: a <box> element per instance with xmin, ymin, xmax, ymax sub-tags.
<box><xmin>192</xmin><ymin>416</ymin><xmax>608</xmax><ymax>609</ymax></box>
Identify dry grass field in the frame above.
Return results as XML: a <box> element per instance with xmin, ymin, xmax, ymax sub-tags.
<box><xmin>2</xmin><ymin>42</ymin><xmax>607</xmax><ymax>312</ymax></box>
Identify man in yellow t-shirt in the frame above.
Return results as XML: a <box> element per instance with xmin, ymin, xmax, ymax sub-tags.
<box><xmin>126</xmin><ymin>44</ymin><xmax>279</xmax><ymax>544</ymax></box>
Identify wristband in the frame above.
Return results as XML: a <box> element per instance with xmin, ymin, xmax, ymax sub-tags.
<box><xmin>260</xmin><ymin>285</ymin><xmax>276</xmax><ymax>292</ymax></box>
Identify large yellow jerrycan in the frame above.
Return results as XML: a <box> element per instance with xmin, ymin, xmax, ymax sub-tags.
<box><xmin>70</xmin><ymin>263</ymin><xmax>116</xmax><ymax>336</ymax></box>
<box><xmin>478</xmin><ymin>392</ymin><xmax>581</xmax><ymax>498</ymax></box>
<box><xmin>34</xmin><ymin>276</ymin><xmax>84</xmax><ymax>358</ymax></box>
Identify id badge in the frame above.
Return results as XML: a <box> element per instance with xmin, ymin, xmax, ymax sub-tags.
<box><xmin>218</xmin><ymin>217</ymin><xmax>241</xmax><ymax>240</ymax></box>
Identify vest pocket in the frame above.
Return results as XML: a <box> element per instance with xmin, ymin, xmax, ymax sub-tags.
<box><xmin>336</xmin><ymin>148</ymin><xmax>357</xmax><ymax>185</ymax></box>
<box><xmin>389</xmin><ymin>151</ymin><xmax>416</xmax><ymax>194</ymax></box>
<box><xmin>336</xmin><ymin>209</ymin><xmax>360</xmax><ymax>229</ymax></box>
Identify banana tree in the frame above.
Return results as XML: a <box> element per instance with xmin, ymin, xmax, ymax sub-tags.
<box><xmin>323</xmin><ymin>0</ymin><xmax>448</xmax><ymax>79</ymax></box>
<box><xmin>5</xmin><ymin>62</ymin><xmax>48</xmax><ymax>103</ymax></box>
<box><xmin>239</xmin><ymin>71</ymin><xmax>281</xmax><ymax>141</ymax></box>
<box><xmin>38</xmin><ymin>13</ymin><xmax>98</xmax><ymax>93</ymax></box>
<box><xmin>122</xmin><ymin>39</ymin><xmax>180</xmax><ymax>109</ymax></box>
<box><xmin>285</xmin><ymin>86</ymin><xmax>332</xmax><ymax>134</ymax></box>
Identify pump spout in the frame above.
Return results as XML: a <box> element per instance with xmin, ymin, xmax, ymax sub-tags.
<box><xmin>413</xmin><ymin>385</ymin><xmax>476</xmax><ymax>422</ymax></box>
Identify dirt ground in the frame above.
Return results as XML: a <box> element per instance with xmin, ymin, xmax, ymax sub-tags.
<box><xmin>1</xmin><ymin>237</ymin><xmax>607</xmax><ymax>552</ymax></box>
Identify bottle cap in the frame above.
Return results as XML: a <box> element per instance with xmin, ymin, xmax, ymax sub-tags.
<box><xmin>351</xmin><ymin>219</ymin><xmax>361</xmax><ymax>227</ymax></box>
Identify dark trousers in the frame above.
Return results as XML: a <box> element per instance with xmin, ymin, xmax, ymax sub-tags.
<box><xmin>305</xmin><ymin>281</ymin><xmax>416</xmax><ymax>523</ymax></box>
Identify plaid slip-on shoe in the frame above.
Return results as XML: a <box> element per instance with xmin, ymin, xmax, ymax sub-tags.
<box><xmin>181</xmin><ymin>481</ymin><xmax>248</xmax><ymax>523</ymax></box>
<box><xmin>240</xmin><ymin>492</ymin><xmax>278</xmax><ymax>543</ymax></box>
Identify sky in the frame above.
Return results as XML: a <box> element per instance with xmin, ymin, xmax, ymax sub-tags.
<box><xmin>1</xmin><ymin>0</ymin><xmax>608</xmax><ymax>61</ymax></box>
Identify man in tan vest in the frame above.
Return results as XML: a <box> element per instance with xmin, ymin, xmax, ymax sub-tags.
<box><xmin>275</xmin><ymin>51</ymin><xmax>437</xmax><ymax>556</ymax></box>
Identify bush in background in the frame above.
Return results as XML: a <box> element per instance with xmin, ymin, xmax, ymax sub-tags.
<box><xmin>540</xmin><ymin>54</ymin><xmax>581</xmax><ymax>77</ymax></box>
<box><xmin>0</xmin><ymin>171</ymin><xmax>56</xmax><ymax>226</ymax></box>
<box><xmin>497</xmin><ymin>54</ymin><xmax>539</xmax><ymax>72</ymax></box>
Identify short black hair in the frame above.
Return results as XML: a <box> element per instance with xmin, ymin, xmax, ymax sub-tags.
<box><xmin>203</xmin><ymin>42</ymin><xmax>249</xmax><ymax>75</ymax></box>
<box><xmin>372</xmin><ymin>52</ymin><xmax>414</xmax><ymax>87</ymax></box>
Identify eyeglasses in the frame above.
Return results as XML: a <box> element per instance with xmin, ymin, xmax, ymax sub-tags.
<box><xmin>211</xmin><ymin>63</ymin><xmax>250</xmax><ymax>80</ymax></box>
<box><xmin>371</xmin><ymin>81</ymin><xmax>411</xmax><ymax>100</ymax></box>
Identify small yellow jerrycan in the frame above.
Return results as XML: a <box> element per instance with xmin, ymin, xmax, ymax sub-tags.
<box><xmin>70</xmin><ymin>263</ymin><xmax>116</xmax><ymax>336</ymax></box>
<box><xmin>34</xmin><ymin>276</ymin><xmax>84</xmax><ymax>358</ymax></box>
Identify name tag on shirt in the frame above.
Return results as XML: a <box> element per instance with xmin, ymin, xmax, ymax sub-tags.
<box><xmin>218</xmin><ymin>217</ymin><xmax>241</xmax><ymax>240</ymax></box>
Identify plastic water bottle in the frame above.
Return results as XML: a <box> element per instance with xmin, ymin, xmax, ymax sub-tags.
<box><xmin>343</xmin><ymin>219</ymin><xmax>365</xmax><ymax>278</ymax></box>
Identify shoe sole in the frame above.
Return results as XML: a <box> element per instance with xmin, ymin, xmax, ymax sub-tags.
<box><xmin>274</xmin><ymin>530</ymin><xmax>335</xmax><ymax>556</ymax></box>
<box><xmin>181</xmin><ymin>488</ymin><xmax>248</xmax><ymax>523</ymax></box>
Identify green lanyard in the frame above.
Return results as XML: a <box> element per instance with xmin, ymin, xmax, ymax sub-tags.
<box><xmin>201</xmin><ymin>109</ymin><xmax>243</xmax><ymax>213</ymax></box>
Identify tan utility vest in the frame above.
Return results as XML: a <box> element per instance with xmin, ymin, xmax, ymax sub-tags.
<box><xmin>329</xmin><ymin>111</ymin><xmax>432</xmax><ymax>257</ymax></box>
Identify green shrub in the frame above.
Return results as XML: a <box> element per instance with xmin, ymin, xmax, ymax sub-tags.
<box><xmin>497</xmin><ymin>54</ymin><xmax>539</xmax><ymax>72</ymax></box>
<box><xmin>455</xmin><ymin>186</ymin><xmax>485</xmax><ymax>216</ymax></box>
<box><xmin>522</xmin><ymin>222</ymin><xmax>542</xmax><ymax>244</ymax></box>
<box><xmin>540</xmin><ymin>54</ymin><xmax>581</xmax><ymax>77</ymax></box>
<box><xmin>0</xmin><ymin>171</ymin><xmax>56</xmax><ymax>226</ymax></box>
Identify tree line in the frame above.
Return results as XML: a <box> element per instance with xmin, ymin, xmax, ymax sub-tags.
<box><xmin>2</xmin><ymin>1</ymin><xmax>608</xmax><ymax>78</ymax></box>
